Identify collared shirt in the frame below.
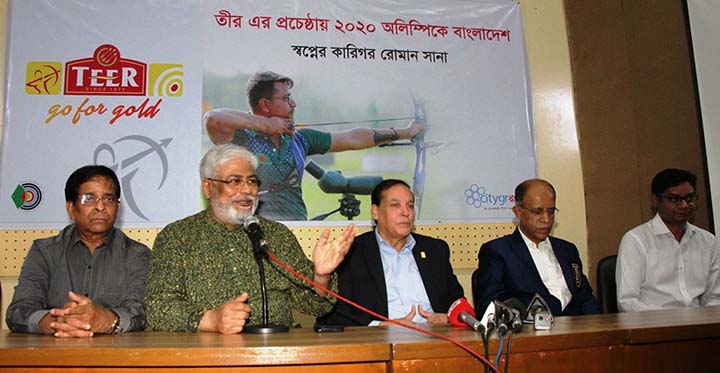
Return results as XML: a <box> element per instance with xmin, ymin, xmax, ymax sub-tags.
<box><xmin>232</xmin><ymin>128</ymin><xmax>331</xmax><ymax>221</ymax></box>
<box><xmin>372</xmin><ymin>230</ymin><xmax>433</xmax><ymax>325</ymax></box>
<box><xmin>6</xmin><ymin>225</ymin><xmax>151</xmax><ymax>334</ymax></box>
<box><xmin>518</xmin><ymin>229</ymin><xmax>572</xmax><ymax>310</ymax></box>
<box><xmin>616</xmin><ymin>213</ymin><xmax>720</xmax><ymax>312</ymax></box>
<box><xmin>144</xmin><ymin>210</ymin><xmax>337</xmax><ymax>331</ymax></box>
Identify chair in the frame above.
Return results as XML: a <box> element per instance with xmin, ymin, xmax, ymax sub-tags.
<box><xmin>596</xmin><ymin>255</ymin><xmax>619</xmax><ymax>313</ymax></box>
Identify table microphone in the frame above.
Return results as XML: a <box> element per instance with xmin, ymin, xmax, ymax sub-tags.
<box><xmin>448</xmin><ymin>298</ymin><xmax>485</xmax><ymax>333</ymax></box>
<box><xmin>243</xmin><ymin>215</ymin><xmax>268</xmax><ymax>256</ymax></box>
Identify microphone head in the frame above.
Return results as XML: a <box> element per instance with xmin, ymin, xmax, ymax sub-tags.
<box><xmin>503</xmin><ymin>298</ymin><xmax>528</xmax><ymax>320</ymax></box>
<box><xmin>243</xmin><ymin>215</ymin><xmax>260</xmax><ymax>232</ymax></box>
<box><xmin>526</xmin><ymin>293</ymin><xmax>553</xmax><ymax>322</ymax></box>
<box><xmin>447</xmin><ymin>298</ymin><xmax>475</xmax><ymax>327</ymax></box>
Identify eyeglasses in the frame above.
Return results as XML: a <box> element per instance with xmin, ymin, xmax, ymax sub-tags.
<box><xmin>518</xmin><ymin>206</ymin><xmax>558</xmax><ymax>216</ymax></box>
<box><xmin>269</xmin><ymin>94</ymin><xmax>293</xmax><ymax>104</ymax></box>
<box><xmin>656</xmin><ymin>193</ymin><xmax>699</xmax><ymax>204</ymax></box>
<box><xmin>205</xmin><ymin>176</ymin><xmax>260</xmax><ymax>189</ymax></box>
<box><xmin>78</xmin><ymin>193</ymin><xmax>120</xmax><ymax>206</ymax></box>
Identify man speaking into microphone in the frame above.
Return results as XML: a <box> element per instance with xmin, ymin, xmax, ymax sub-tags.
<box><xmin>318</xmin><ymin>179</ymin><xmax>464</xmax><ymax>326</ymax></box>
<box><xmin>145</xmin><ymin>144</ymin><xmax>355</xmax><ymax>333</ymax></box>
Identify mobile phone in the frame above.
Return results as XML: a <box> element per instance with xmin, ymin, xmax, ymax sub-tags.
<box><xmin>313</xmin><ymin>324</ymin><xmax>345</xmax><ymax>333</ymax></box>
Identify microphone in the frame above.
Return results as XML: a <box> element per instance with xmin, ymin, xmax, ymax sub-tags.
<box><xmin>479</xmin><ymin>301</ymin><xmax>496</xmax><ymax>332</ymax></box>
<box><xmin>448</xmin><ymin>298</ymin><xmax>485</xmax><ymax>332</ymax></box>
<box><xmin>525</xmin><ymin>293</ymin><xmax>554</xmax><ymax>330</ymax></box>
<box><xmin>242</xmin><ymin>215</ymin><xmax>289</xmax><ymax>334</ymax></box>
<box><xmin>243</xmin><ymin>216</ymin><xmax>268</xmax><ymax>256</ymax></box>
<box><xmin>493</xmin><ymin>299</ymin><xmax>524</xmax><ymax>333</ymax></box>
<box><xmin>502</xmin><ymin>298</ymin><xmax>526</xmax><ymax>333</ymax></box>
<box><xmin>305</xmin><ymin>159</ymin><xmax>383</xmax><ymax>195</ymax></box>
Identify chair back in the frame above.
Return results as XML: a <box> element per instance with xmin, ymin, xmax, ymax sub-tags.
<box><xmin>596</xmin><ymin>255</ymin><xmax>619</xmax><ymax>313</ymax></box>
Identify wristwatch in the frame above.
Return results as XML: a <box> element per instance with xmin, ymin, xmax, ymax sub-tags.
<box><xmin>108</xmin><ymin>310</ymin><xmax>121</xmax><ymax>334</ymax></box>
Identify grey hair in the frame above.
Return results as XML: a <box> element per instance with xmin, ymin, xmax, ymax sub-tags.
<box><xmin>200</xmin><ymin>144</ymin><xmax>258</xmax><ymax>179</ymax></box>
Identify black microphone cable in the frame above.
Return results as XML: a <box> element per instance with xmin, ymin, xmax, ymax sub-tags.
<box><xmin>264</xmin><ymin>250</ymin><xmax>499</xmax><ymax>372</ymax></box>
<box><xmin>482</xmin><ymin>327</ymin><xmax>490</xmax><ymax>373</ymax></box>
<box><xmin>503</xmin><ymin>330</ymin><xmax>513</xmax><ymax>373</ymax></box>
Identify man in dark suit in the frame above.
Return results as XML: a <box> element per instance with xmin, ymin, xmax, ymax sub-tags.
<box><xmin>318</xmin><ymin>179</ymin><xmax>464</xmax><ymax>326</ymax></box>
<box><xmin>472</xmin><ymin>179</ymin><xmax>600</xmax><ymax>317</ymax></box>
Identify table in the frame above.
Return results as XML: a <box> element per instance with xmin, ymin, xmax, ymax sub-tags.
<box><xmin>2</xmin><ymin>306</ymin><xmax>720</xmax><ymax>372</ymax></box>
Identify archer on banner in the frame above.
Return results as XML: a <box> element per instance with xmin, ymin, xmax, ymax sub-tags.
<box><xmin>202</xmin><ymin>0</ymin><xmax>535</xmax><ymax>222</ymax></box>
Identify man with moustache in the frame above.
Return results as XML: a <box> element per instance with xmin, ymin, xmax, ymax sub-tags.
<box><xmin>318</xmin><ymin>179</ymin><xmax>464</xmax><ymax>326</ymax></box>
<box><xmin>472</xmin><ymin>179</ymin><xmax>600</xmax><ymax>317</ymax></box>
<box><xmin>145</xmin><ymin>144</ymin><xmax>354</xmax><ymax>333</ymax></box>
<box><xmin>616</xmin><ymin>168</ymin><xmax>720</xmax><ymax>312</ymax></box>
<box><xmin>6</xmin><ymin>165</ymin><xmax>150</xmax><ymax>337</ymax></box>
<box><xmin>204</xmin><ymin>71</ymin><xmax>424</xmax><ymax>221</ymax></box>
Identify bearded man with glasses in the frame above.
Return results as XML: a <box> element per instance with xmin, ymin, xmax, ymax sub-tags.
<box><xmin>145</xmin><ymin>144</ymin><xmax>354</xmax><ymax>334</ymax></box>
<box><xmin>472</xmin><ymin>179</ymin><xmax>600</xmax><ymax>317</ymax></box>
<box><xmin>617</xmin><ymin>168</ymin><xmax>720</xmax><ymax>312</ymax></box>
<box><xmin>6</xmin><ymin>165</ymin><xmax>150</xmax><ymax>337</ymax></box>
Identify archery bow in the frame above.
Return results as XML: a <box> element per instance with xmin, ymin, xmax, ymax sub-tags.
<box><xmin>410</xmin><ymin>95</ymin><xmax>428</xmax><ymax>218</ymax></box>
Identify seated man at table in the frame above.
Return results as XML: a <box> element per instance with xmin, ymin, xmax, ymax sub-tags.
<box><xmin>472</xmin><ymin>179</ymin><xmax>600</xmax><ymax>317</ymax></box>
<box><xmin>144</xmin><ymin>144</ymin><xmax>354</xmax><ymax>333</ymax></box>
<box><xmin>616</xmin><ymin>168</ymin><xmax>720</xmax><ymax>312</ymax></box>
<box><xmin>6</xmin><ymin>165</ymin><xmax>151</xmax><ymax>337</ymax></box>
<box><xmin>318</xmin><ymin>179</ymin><xmax>464</xmax><ymax>326</ymax></box>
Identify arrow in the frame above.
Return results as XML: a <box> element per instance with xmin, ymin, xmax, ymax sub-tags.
<box><xmin>295</xmin><ymin>116</ymin><xmax>413</xmax><ymax>128</ymax></box>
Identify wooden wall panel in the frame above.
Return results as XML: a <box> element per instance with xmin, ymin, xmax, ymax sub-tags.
<box><xmin>564</xmin><ymin>0</ymin><xmax>710</xmax><ymax>287</ymax></box>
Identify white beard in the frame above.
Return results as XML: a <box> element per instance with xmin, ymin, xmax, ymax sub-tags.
<box><xmin>210</xmin><ymin>196</ymin><xmax>258</xmax><ymax>226</ymax></box>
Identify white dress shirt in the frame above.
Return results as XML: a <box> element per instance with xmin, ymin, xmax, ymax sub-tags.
<box><xmin>616</xmin><ymin>213</ymin><xmax>720</xmax><ymax>312</ymax></box>
<box><xmin>519</xmin><ymin>229</ymin><xmax>572</xmax><ymax>310</ymax></box>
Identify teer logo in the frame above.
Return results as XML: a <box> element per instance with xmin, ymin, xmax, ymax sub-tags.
<box><xmin>64</xmin><ymin>44</ymin><xmax>147</xmax><ymax>96</ymax></box>
<box><xmin>26</xmin><ymin>44</ymin><xmax>183</xmax><ymax>98</ymax></box>
<box><xmin>25</xmin><ymin>62</ymin><xmax>63</xmax><ymax>95</ymax></box>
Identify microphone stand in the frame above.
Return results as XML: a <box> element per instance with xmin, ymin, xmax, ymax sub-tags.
<box><xmin>243</xmin><ymin>247</ymin><xmax>289</xmax><ymax>334</ymax></box>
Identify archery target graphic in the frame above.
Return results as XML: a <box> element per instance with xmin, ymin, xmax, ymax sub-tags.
<box><xmin>149</xmin><ymin>63</ymin><xmax>183</xmax><ymax>96</ymax></box>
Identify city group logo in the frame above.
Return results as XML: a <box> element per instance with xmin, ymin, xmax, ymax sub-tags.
<box><xmin>11</xmin><ymin>183</ymin><xmax>43</xmax><ymax>210</ymax></box>
<box><xmin>464</xmin><ymin>184</ymin><xmax>514</xmax><ymax>209</ymax></box>
<box><xmin>25</xmin><ymin>44</ymin><xmax>183</xmax><ymax>97</ymax></box>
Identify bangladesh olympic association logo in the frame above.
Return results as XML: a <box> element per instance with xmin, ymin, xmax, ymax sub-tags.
<box><xmin>11</xmin><ymin>183</ymin><xmax>43</xmax><ymax>210</ymax></box>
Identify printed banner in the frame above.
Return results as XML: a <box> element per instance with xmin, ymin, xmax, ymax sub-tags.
<box><xmin>202</xmin><ymin>0</ymin><xmax>535</xmax><ymax>222</ymax></box>
<box><xmin>0</xmin><ymin>0</ymin><xmax>534</xmax><ymax>228</ymax></box>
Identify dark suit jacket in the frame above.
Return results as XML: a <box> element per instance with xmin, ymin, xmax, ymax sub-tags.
<box><xmin>318</xmin><ymin>231</ymin><xmax>465</xmax><ymax>326</ymax></box>
<box><xmin>472</xmin><ymin>229</ymin><xmax>600</xmax><ymax>317</ymax></box>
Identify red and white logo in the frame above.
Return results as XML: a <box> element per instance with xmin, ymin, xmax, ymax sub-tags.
<box><xmin>64</xmin><ymin>44</ymin><xmax>147</xmax><ymax>96</ymax></box>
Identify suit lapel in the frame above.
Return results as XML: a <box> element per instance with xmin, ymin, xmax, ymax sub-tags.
<box><xmin>512</xmin><ymin>229</ymin><xmax>554</xmax><ymax>298</ymax></box>
<box><xmin>361</xmin><ymin>233</ymin><xmax>389</xmax><ymax>315</ymax></box>
<box><xmin>411</xmin><ymin>235</ymin><xmax>434</xmax><ymax>304</ymax></box>
<box><xmin>511</xmin><ymin>229</ymin><xmax>543</xmax><ymax>285</ymax></box>
<box><xmin>550</xmin><ymin>238</ymin><xmax>578</xmax><ymax>292</ymax></box>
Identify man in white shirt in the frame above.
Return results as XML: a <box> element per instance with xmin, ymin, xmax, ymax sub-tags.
<box><xmin>616</xmin><ymin>168</ymin><xmax>720</xmax><ymax>312</ymax></box>
<box><xmin>472</xmin><ymin>179</ymin><xmax>600</xmax><ymax>316</ymax></box>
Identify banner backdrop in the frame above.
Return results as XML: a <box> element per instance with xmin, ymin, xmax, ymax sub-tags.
<box><xmin>0</xmin><ymin>0</ymin><xmax>534</xmax><ymax>228</ymax></box>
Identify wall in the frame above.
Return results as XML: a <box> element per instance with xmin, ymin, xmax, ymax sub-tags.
<box><xmin>564</xmin><ymin>0</ymin><xmax>711</xmax><ymax>283</ymax></box>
